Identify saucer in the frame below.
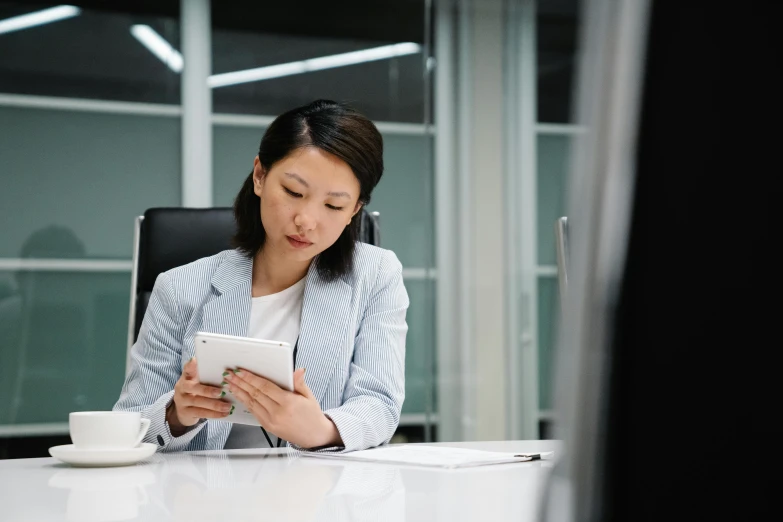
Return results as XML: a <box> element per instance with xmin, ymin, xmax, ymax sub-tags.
<box><xmin>49</xmin><ymin>443</ymin><xmax>157</xmax><ymax>468</ymax></box>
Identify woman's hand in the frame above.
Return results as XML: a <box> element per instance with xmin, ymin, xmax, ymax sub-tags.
<box><xmin>167</xmin><ymin>358</ymin><xmax>231</xmax><ymax>435</ymax></box>
<box><xmin>224</xmin><ymin>368</ymin><xmax>343</xmax><ymax>449</ymax></box>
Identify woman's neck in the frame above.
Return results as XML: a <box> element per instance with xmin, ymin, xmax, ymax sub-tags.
<box><xmin>251</xmin><ymin>247</ymin><xmax>311</xmax><ymax>297</ymax></box>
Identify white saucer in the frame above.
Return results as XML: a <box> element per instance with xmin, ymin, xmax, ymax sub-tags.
<box><xmin>49</xmin><ymin>443</ymin><xmax>157</xmax><ymax>468</ymax></box>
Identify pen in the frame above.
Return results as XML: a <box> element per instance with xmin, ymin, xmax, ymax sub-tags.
<box><xmin>514</xmin><ymin>453</ymin><xmax>542</xmax><ymax>460</ymax></box>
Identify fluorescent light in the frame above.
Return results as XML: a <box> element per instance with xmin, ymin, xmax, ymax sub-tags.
<box><xmin>209</xmin><ymin>42</ymin><xmax>423</xmax><ymax>88</ymax></box>
<box><xmin>130</xmin><ymin>24</ymin><xmax>183</xmax><ymax>73</ymax></box>
<box><xmin>0</xmin><ymin>5</ymin><xmax>80</xmax><ymax>35</ymax></box>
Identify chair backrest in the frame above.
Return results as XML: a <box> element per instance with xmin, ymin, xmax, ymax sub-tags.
<box><xmin>126</xmin><ymin>207</ymin><xmax>380</xmax><ymax>370</ymax></box>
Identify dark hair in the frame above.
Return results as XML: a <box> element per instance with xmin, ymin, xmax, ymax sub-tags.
<box><xmin>233</xmin><ymin>100</ymin><xmax>384</xmax><ymax>281</ymax></box>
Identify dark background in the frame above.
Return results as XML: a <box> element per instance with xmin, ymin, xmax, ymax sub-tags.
<box><xmin>603</xmin><ymin>2</ymin><xmax>782</xmax><ymax>520</ymax></box>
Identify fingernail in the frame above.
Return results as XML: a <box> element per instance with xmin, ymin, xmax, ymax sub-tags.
<box><xmin>219</xmin><ymin>390</ymin><xmax>226</xmax><ymax>398</ymax></box>
<box><xmin>189</xmin><ymin>356</ymin><xmax>195</xmax><ymax>362</ymax></box>
<box><xmin>222</xmin><ymin>371</ymin><xmax>229</xmax><ymax>377</ymax></box>
<box><xmin>233</xmin><ymin>369</ymin><xmax>241</xmax><ymax>374</ymax></box>
<box><xmin>220</xmin><ymin>381</ymin><xmax>227</xmax><ymax>386</ymax></box>
<box><xmin>229</xmin><ymin>405</ymin><xmax>235</xmax><ymax>415</ymax></box>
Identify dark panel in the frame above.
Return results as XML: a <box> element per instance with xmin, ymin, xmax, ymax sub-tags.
<box><xmin>57</xmin><ymin>0</ymin><xmax>426</xmax><ymax>42</ymax></box>
<box><xmin>0</xmin><ymin>2</ymin><xmax>181</xmax><ymax>103</ymax></box>
<box><xmin>537</xmin><ymin>0</ymin><xmax>579</xmax><ymax>123</ymax></box>
<box><xmin>602</xmin><ymin>2</ymin><xmax>783</xmax><ymax>520</ymax></box>
<box><xmin>0</xmin><ymin>1</ymin><xmax>427</xmax><ymax>117</ymax></box>
<box><xmin>0</xmin><ymin>435</ymin><xmax>72</xmax><ymax>460</ymax></box>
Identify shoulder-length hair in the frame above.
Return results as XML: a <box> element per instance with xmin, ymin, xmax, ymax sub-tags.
<box><xmin>233</xmin><ymin>100</ymin><xmax>384</xmax><ymax>282</ymax></box>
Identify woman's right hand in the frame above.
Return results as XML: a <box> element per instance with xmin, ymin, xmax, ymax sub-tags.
<box><xmin>167</xmin><ymin>357</ymin><xmax>230</xmax><ymax>435</ymax></box>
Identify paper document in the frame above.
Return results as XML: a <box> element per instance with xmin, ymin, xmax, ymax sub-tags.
<box><xmin>302</xmin><ymin>445</ymin><xmax>554</xmax><ymax>469</ymax></box>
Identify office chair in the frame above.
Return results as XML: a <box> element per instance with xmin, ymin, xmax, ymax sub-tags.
<box><xmin>125</xmin><ymin>207</ymin><xmax>380</xmax><ymax>373</ymax></box>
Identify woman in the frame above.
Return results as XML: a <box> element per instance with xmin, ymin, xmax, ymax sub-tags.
<box><xmin>114</xmin><ymin>100</ymin><xmax>408</xmax><ymax>452</ymax></box>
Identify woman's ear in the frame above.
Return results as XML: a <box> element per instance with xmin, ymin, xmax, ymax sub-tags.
<box><xmin>346</xmin><ymin>201</ymin><xmax>364</xmax><ymax>225</ymax></box>
<box><xmin>252</xmin><ymin>157</ymin><xmax>265</xmax><ymax>197</ymax></box>
<box><xmin>349</xmin><ymin>202</ymin><xmax>363</xmax><ymax>225</ymax></box>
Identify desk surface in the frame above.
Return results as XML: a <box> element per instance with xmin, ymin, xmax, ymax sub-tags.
<box><xmin>0</xmin><ymin>440</ymin><xmax>560</xmax><ymax>522</ymax></box>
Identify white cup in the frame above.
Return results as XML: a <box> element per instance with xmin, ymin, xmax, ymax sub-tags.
<box><xmin>69</xmin><ymin>411</ymin><xmax>151</xmax><ymax>451</ymax></box>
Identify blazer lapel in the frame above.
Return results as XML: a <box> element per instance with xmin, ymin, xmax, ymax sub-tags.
<box><xmin>297</xmin><ymin>262</ymin><xmax>352</xmax><ymax>404</ymax></box>
<box><xmin>200</xmin><ymin>250</ymin><xmax>252</xmax><ymax>337</ymax></box>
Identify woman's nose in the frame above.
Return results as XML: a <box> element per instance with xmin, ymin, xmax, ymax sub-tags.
<box><xmin>294</xmin><ymin>213</ymin><xmax>316</xmax><ymax>231</ymax></box>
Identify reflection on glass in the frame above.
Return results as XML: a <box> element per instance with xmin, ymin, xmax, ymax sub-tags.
<box><xmin>537</xmin><ymin>0</ymin><xmax>579</xmax><ymax>123</ymax></box>
<box><xmin>537</xmin><ymin>134</ymin><xmax>571</xmax><ymax>266</ymax></box>
<box><xmin>538</xmin><ymin>276</ymin><xmax>559</xmax><ymax>411</ymax></box>
<box><xmin>403</xmin><ymin>280</ymin><xmax>435</xmax><ymax>416</ymax></box>
<box><xmin>210</xmin><ymin>2</ymin><xmax>427</xmax><ymax>122</ymax></box>
<box><xmin>0</xmin><ymin>108</ymin><xmax>181</xmax><ymax>259</ymax></box>
<box><xmin>372</xmin><ymin>134</ymin><xmax>435</xmax><ymax>268</ymax></box>
<box><xmin>0</xmin><ymin>267</ymin><xmax>130</xmax><ymax>425</ymax></box>
<box><xmin>0</xmin><ymin>3</ymin><xmax>181</xmax><ymax>103</ymax></box>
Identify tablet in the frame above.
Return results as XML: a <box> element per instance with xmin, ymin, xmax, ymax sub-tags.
<box><xmin>194</xmin><ymin>331</ymin><xmax>294</xmax><ymax>425</ymax></box>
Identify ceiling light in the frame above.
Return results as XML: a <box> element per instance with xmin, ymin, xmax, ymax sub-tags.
<box><xmin>0</xmin><ymin>5</ymin><xmax>80</xmax><ymax>36</ymax></box>
<box><xmin>130</xmin><ymin>24</ymin><xmax>183</xmax><ymax>73</ymax></box>
<box><xmin>209</xmin><ymin>42</ymin><xmax>422</xmax><ymax>88</ymax></box>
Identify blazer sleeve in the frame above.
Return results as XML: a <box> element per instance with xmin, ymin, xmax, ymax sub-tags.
<box><xmin>320</xmin><ymin>250</ymin><xmax>409</xmax><ymax>452</ymax></box>
<box><xmin>113</xmin><ymin>271</ymin><xmax>207</xmax><ymax>451</ymax></box>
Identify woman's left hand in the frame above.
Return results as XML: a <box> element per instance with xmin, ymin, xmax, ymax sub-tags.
<box><xmin>224</xmin><ymin>368</ymin><xmax>343</xmax><ymax>449</ymax></box>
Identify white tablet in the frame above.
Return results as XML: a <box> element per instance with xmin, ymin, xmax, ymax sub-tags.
<box><xmin>194</xmin><ymin>331</ymin><xmax>294</xmax><ymax>425</ymax></box>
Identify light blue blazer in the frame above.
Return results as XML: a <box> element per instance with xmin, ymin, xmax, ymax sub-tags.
<box><xmin>114</xmin><ymin>243</ymin><xmax>409</xmax><ymax>453</ymax></box>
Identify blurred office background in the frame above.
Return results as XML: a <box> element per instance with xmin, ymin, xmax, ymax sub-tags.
<box><xmin>0</xmin><ymin>0</ymin><xmax>579</xmax><ymax>457</ymax></box>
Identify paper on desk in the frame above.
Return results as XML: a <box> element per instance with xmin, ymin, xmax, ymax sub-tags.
<box><xmin>302</xmin><ymin>445</ymin><xmax>554</xmax><ymax>469</ymax></box>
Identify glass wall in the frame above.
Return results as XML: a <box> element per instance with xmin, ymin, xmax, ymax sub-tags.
<box><xmin>535</xmin><ymin>0</ymin><xmax>579</xmax><ymax>438</ymax></box>
<box><xmin>0</xmin><ymin>3</ymin><xmax>181</xmax><ymax>103</ymax></box>
<box><xmin>535</xmin><ymin>134</ymin><xmax>571</xmax><ymax>438</ymax></box>
<box><xmin>0</xmin><ymin>3</ymin><xmax>181</xmax><ymax>435</ymax></box>
<box><xmin>0</xmin><ymin>108</ymin><xmax>181</xmax><ymax>259</ymax></box>
<box><xmin>0</xmin><ymin>1</ymin><xmax>435</xmax><ymax>445</ymax></box>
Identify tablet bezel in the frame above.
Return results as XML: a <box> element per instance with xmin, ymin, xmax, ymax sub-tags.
<box><xmin>194</xmin><ymin>332</ymin><xmax>295</xmax><ymax>425</ymax></box>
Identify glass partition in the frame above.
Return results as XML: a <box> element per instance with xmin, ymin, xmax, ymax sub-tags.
<box><xmin>0</xmin><ymin>107</ymin><xmax>181</xmax><ymax>259</ymax></box>
<box><xmin>0</xmin><ymin>271</ymin><xmax>130</xmax><ymax>425</ymax></box>
<box><xmin>0</xmin><ymin>4</ymin><xmax>180</xmax><ymax>104</ymax></box>
<box><xmin>0</xmin><ymin>3</ymin><xmax>181</xmax><ymax>435</ymax></box>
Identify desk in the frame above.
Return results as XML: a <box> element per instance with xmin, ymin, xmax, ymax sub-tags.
<box><xmin>0</xmin><ymin>440</ymin><xmax>560</xmax><ymax>522</ymax></box>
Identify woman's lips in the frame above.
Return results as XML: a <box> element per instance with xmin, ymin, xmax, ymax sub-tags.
<box><xmin>286</xmin><ymin>235</ymin><xmax>312</xmax><ymax>249</ymax></box>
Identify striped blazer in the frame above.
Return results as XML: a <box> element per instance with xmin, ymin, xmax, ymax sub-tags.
<box><xmin>114</xmin><ymin>244</ymin><xmax>409</xmax><ymax>453</ymax></box>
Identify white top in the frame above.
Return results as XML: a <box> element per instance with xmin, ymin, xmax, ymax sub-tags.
<box><xmin>4</xmin><ymin>440</ymin><xmax>560</xmax><ymax>522</ymax></box>
<box><xmin>224</xmin><ymin>277</ymin><xmax>306</xmax><ymax>449</ymax></box>
<box><xmin>246</xmin><ymin>276</ymin><xmax>306</xmax><ymax>344</ymax></box>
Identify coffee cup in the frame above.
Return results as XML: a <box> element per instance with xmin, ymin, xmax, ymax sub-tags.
<box><xmin>69</xmin><ymin>412</ymin><xmax>151</xmax><ymax>451</ymax></box>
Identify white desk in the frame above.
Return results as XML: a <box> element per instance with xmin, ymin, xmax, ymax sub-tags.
<box><xmin>0</xmin><ymin>440</ymin><xmax>560</xmax><ymax>522</ymax></box>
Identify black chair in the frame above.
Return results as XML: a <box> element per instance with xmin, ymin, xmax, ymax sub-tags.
<box><xmin>125</xmin><ymin>207</ymin><xmax>380</xmax><ymax>371</ymax></box>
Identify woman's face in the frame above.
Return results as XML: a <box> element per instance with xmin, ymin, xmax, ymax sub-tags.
<box><xmin>252</xmin><ymin>147</ymin><xmax>362</xmax><ymax>263</ymax></box>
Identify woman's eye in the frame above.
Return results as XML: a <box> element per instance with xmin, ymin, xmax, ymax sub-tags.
<box><xmin>284</xmin><ymin>187</ymin><xmax>302</xmax><ymax>198</ymax></box>
<box><xmin>326</xmin><ymin>204</ymin><xmax>344</xmax><ymax>211</ymax></box>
